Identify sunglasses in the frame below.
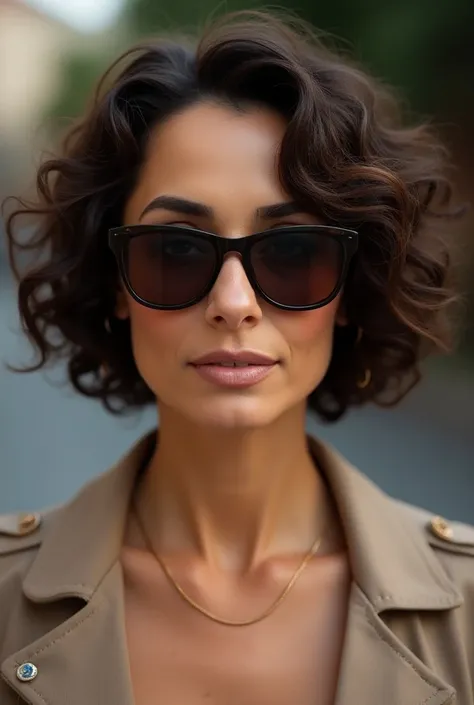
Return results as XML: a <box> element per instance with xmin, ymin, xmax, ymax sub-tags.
<box><xmin>108</xmin><ymin>224</ymin><xmax>358</xmax><ymax>311</ymax></box>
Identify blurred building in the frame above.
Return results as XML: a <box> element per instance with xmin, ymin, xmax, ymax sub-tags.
<box><xmin>0</xmin><ymin>0</ymin><xmax>80</xmax><ymax>195</ymax></box>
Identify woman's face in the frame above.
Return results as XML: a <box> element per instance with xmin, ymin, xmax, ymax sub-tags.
<box><xmin>119</xmin><ymin>101</ymin><xmax>346</xmax><ymax>429</ymax></box>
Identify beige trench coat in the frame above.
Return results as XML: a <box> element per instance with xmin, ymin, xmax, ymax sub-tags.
<box><xmin>1</xmin><ymin>432</ymin><xmax>474</xmax><ymax>705</ymax></box>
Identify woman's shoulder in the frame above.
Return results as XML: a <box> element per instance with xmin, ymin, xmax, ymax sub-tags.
<box><xmin>395</xmin><ymin>499</ymin><xmax>474</xmax><ymax>554</ymax></box>
<box><xmin>392</xmin><ymin>498</ymin><xmax>474</xmax><ymax>592</ymax></box>
<box><xmin>0</xmin><ymin>506</ymin><xmax>58</xmax><ymax>589</ymax></box>
<box><xmin>0</xmin><ymin>507</ymin><xmax>60</xmax><ymax>653</ymax></box>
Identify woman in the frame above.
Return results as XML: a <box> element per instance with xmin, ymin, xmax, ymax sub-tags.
<box><xmin>1</xmin><ymin>10</ymin><xmax>473</xmax><ymax>705</ymax></box>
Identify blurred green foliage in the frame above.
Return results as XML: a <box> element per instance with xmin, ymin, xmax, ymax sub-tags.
<box><xmin>45</xmin><ymin>54</ymin><xmax>111</xmax><ymax>129</ymax></box>
<box><xmin>125</xmin><ymin>0</ymin><xmax>474</xmax><ymax>114</ymax></box>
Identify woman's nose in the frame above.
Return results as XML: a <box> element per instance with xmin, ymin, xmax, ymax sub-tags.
<box><xmin>204</xmin><ymin>254</ymin><xmax>263</xmax><ymax>330</ymax></box>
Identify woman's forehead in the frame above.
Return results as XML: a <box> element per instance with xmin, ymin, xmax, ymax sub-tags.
<box><xmin>124</xmin><ymin>102</ymin><xmax>289</xmax><ymax>224</ymax></box>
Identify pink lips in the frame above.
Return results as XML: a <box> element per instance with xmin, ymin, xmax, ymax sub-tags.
<box><xmin>190</xmin><ymin>350</ymin><xmax>278</xmax><ymax>388</ymax></box>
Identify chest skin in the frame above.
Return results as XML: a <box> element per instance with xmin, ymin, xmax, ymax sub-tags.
<box><xmin>121</xmin><ymin>544</ymin><xmax>351</xmax><ymax>705</ymax></box>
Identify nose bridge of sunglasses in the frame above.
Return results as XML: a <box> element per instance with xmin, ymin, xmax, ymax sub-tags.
<box><xmin>217</xmin><ymin>233</ymin><xmax>251</xmax><ymax>256</ymax></box>
<box><xmin>210</xmin><ymin>240</ymin><xmax>256</xmax><ymax>295</ymax></box>
<box><xmin>214</xmin><ymin>235</ymin><xmax>250</xmax><ymax>274</ymax></box>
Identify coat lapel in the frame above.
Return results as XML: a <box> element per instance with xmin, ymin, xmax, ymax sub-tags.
<box><xmin>335</xmin><ymin>584</ymin><xmax>456</xmax><ymax>705</ymax></box>
<box><xmin>1</xmin><ymin>563</ymin><xmax>135</xmax><ymax>705</ymax></box>
<box><xmin>0</xmin><ymin>434</ymin><xmax>155</xmax><ymax>705</ymax></box>
<box><xmin>308</xmin><ymin>437</ymin><xmax>461</xmax><ymax>705</ymax></box>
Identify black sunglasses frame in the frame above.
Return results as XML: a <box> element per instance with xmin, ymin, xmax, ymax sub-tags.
<box><xmin>108</xmin><ymin>223</ymin><xmax>358</xmax><ymax>312</ymax></box>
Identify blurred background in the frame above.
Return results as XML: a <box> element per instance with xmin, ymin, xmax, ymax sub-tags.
<box><xmin>0</xmin><ymin>0</ymin><xmax>473</xmax><ymax>519</ymax></box>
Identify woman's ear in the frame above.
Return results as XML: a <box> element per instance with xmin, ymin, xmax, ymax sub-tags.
<box><xmin>115</xmin><ymin>285</ymin><xmax>130</xmax><ymax>320</ymax></box>
<box><xmin>335</xmin><ymin>299</ymin><xmax>348</xmax><ymax>327</ymax></box>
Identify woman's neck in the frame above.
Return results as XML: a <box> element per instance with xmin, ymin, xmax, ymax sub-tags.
<box><xmin>135</xmin><ymin>404</ymin><xmax>334</xmax><ymax>573</ymax></box>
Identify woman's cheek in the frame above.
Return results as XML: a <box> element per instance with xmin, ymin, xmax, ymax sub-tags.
<box><xmin>127</xmin><ymin>298</ymin><xmax>189</xmax><ymax>347</ymax></box>
<box><xmin>126</xmin><ymin>302</ymin><xmax>188</xmax><ymax>388</ymax></box>
<box><xmin>276</xmin><ymin>298</ymin><xmax>340</xmax><ymax>346</ymax></box>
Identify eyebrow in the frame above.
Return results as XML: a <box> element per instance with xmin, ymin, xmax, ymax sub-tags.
<box><xmin>140</xmin><ymin>196</ymin><xmax>212</xmax><ymax>220</ymax></box>
<box><xmin>139</xmin><ymin>195</ymin><xmax>302</xmax><ymax>221</ymax></box>
<box><xmin>256</xmin><ymin>202</ymin><xmax>302</xmax><ymax>219</ymax></box>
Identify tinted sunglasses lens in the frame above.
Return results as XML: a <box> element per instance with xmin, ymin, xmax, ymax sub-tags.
<box><xmin>250</xmin><ymin>229</ymin><xmax>344</xmax><ymax>307</ymax></box>
<box><xmin>126</xmin><ymin>230</ymin><xmax>216</xmax><ymax>307</ymax></box>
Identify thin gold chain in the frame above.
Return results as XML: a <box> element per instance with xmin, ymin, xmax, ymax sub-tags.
<box><xmin>133</xmin><ymin>497</ymin><xmax>323</xmax><ymax>627</ymax></box>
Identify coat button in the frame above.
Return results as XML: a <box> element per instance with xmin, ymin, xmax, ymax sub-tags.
<box><xmin>17</xmin><ymin>513</ymin><xmax>41</xmax><ymax>536</ymax></box>
<box><xmin>430</xmin><ymin>516</ymin><xmax>453</xmax><ymax>541</ymax></box>
<box><xmin>16</xmin><ymin>663</ymin><xmax>38</xmax><ymax>682</ymax></box>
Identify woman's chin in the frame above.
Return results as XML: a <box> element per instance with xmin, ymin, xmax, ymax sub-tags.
<box><xmin>179</xmin><ymin>395</ymin><xmax>288</xmax><ymax>430</ymax></box>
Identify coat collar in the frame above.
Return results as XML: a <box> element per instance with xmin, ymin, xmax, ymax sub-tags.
<box><xmin>22</xmin><ymin>430</ymin><xmax>461</xmax><ymax>611</ymax></box>
<box><xmin>22</xmin><ymin>431</ymin><xmax>155</xmax><ymax>603</ymax></box>
<box><xmin>308</xmin><ymin>437</ymin><xmax>462</xmax><ymax>612</ymax></box>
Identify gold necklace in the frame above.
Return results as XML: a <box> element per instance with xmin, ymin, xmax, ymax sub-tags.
<box><xmin>133</xmin><ymin>497</ymin><xmax>323</xmax><ymax>627</ymax></box>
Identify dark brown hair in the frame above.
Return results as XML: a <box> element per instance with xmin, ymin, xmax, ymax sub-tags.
<box><xmin>4</xmin><ymin>11</ymin><xmax>462</xmax><ymax>421</ymax></box>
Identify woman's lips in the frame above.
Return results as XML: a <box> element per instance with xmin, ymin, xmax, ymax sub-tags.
<box><xmin>189</xmin><ymin>349</ymin><xmax>278</xmax><ymax>388</ymax></box>
<box><xmin>191</xmin><ymin>362</ymin><xmax>276</xmax><ymax>388</ymax></box>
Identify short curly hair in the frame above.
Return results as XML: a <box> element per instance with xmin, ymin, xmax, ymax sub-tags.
<box><xmin>4</xmin><ymin>10</ymin><xmax>463</xmax><ymax>421</ymax></box>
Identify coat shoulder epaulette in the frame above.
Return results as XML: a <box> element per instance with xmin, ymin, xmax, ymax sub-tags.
<box><xmin>0</xmin><ymin>507</ymin><xmax>58</xmax><ymax>557</ymax></box>
<box><xmin>396</xmin><ymin>500</ymin><xmax>474</xmax><ymax>557</ymax></box>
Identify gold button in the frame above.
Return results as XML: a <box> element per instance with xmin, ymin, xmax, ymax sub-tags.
<box><xmin>17</xmin><ymin>513</ymin><xmax>40</xmax><ymax>536</ymax></box>
<box><xmin>430</xmin><ymin>516</ymin><xmax>453</xmax><ymax>541</ymax></box>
